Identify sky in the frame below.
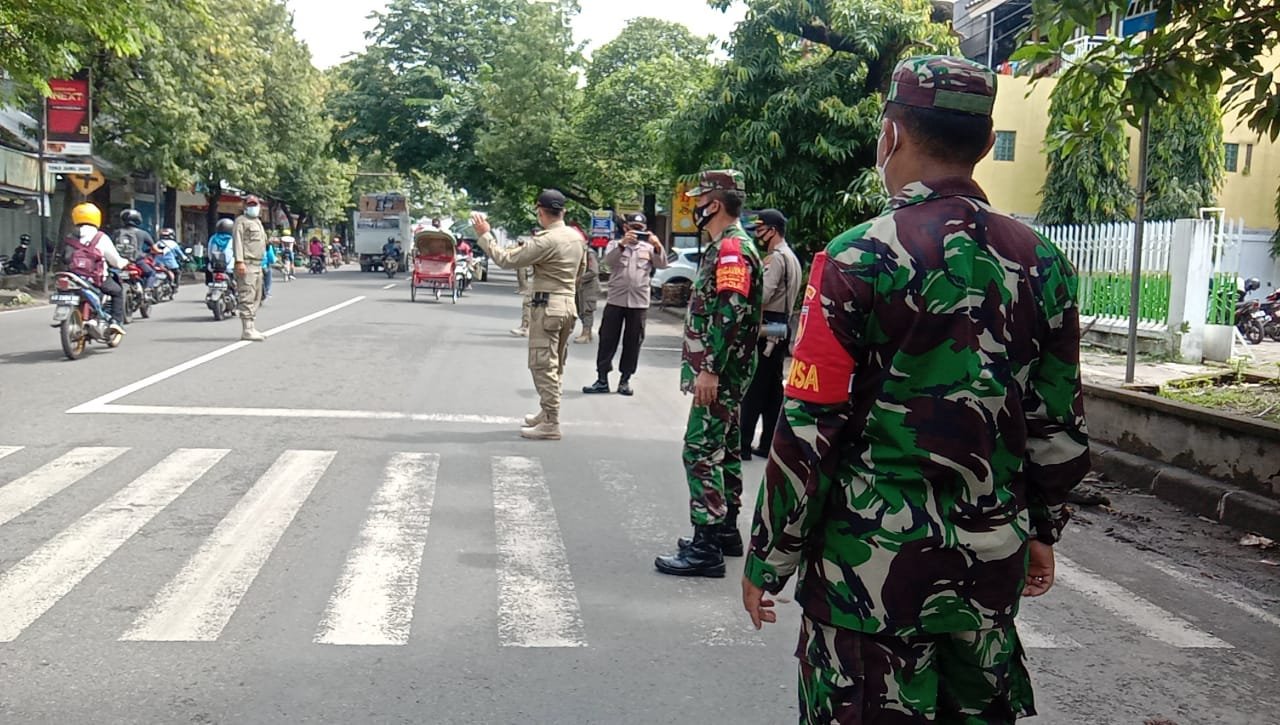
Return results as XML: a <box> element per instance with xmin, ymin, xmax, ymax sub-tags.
<box><xmin>287</xmin><ymin>0</ymin><xmax>748</xmax><ymax>69</ymax></box>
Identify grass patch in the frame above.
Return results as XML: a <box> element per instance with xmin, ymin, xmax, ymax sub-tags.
<box><xmin>1161</xmin><ymin>376</ymin><xmax>1280</xmax><ymax>423</ymax></box>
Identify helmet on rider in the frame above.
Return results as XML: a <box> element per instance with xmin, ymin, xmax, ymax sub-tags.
<box><xmin>19</xmin><ymin>233</ymin><xmax>30</xmax><ymax>242</ymax></box>
<box><xmin>159</xmin><ymin>227</ymin><xmax>177</xmax><ymax>240</ymax></box>
<box><xmin>215</xmin><ymin>218</ymin><xmax>235</xmax><ymax>234</ymax></box>
<box><xmin>1245</xmin><ymin>277</ymin><xmax>1262</xmax><ymax>293</ymax></box>
<box><xmin>72</xmin><ymin>203</ymin><xmax>102</xmax><ymax>228</ymax></box>
<box><xmin>121</xmin><ymin>209</ymin><xmax>143</xmax><ymax>228</ymax></box>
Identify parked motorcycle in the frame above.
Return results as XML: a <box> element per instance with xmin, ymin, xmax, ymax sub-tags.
<box><xmin>1260</xmin><ymin>290</ymin><xmax>1280</xmax><ymax>343</ymax></box>
<box><xmin>120</xmin><ymin>262</ymin><xmax>150</xmax><ymax>323</ymax></box>
<box><xmin>383</xmin><ymin>253</ymin><xmax>400</xmax><ymax>278</ymax></box>
<box><xmin>205</xmin><ymin>270</ymin><xmax>238</xmax><ymax>321</ymax></box>
<box><xmin>2</xmin><ymin>234</ymin><xmax>31</xmax><ymax>274</ymax></box>
<box><xmin>309</xmin><ymin>255</ymin><xmax>326</xmax><ymax>275</ymax></box>
<box><xmin>49</xmin><ymin>272</ymin><xmax>123</xmax><ymax>360</ymax></box>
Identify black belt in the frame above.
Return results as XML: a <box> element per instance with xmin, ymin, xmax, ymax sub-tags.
<box><xmin>763</xmin><ymin>311</ymin><xmax>789</xmax><ymax>323</ymax></box>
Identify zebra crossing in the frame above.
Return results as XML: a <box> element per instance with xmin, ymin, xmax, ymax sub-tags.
<box><xmin>0</xmin><ymin>444</ymin><xmax>1273</xmax><ymax>652</ymax></box>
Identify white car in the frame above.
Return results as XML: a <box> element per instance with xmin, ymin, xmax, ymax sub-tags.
<box><xmin>650</xmin><ymin>247</ymin><xmax>702</xmax><ymax>298</ymax></box>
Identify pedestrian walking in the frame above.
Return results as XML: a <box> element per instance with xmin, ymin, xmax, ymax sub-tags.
<box><xmin>739</xmin><ymin>209</ymin><xmax>803</xmax><ymax>460</ymax></box>
<box><xmin>581</xmin><ymin>212</ymin><xmax>668</xmax><ymax>397</ymax></box>
<box><xmin>233</xmin><ymin>196</ymin><xmax>268</xmax><ymax>342</ymax></box>
<box><xmin>655</xmin><ymin>169</ymin><xmax>763</xmax><ymax>578</ymax></box>
<box><xmin>472</xmin><ymin>189</ymin><xmax>587</xmax><ymax>440</ymax></box>
<box><xmin>573</xmin><ymin>235</ymin><xmax>599</xmax><ymax>344</ymax></box>
<box><xmin>740</xmin><ymin>56</ymin><xmax>1090</xmax><ymax>724</ymax></box>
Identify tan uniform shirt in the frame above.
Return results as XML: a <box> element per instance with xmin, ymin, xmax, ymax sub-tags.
<box><xmin>603</xmin><ymin>238</ymin><xmax>668</xmax><ymax>309</ymax></box>
<box><xmin>233</xmin><ymin>215</ymin><xmax>267</xmax><ymax>262</ymax></box>
<box><xmin>478</xmin><ymin>221</ymin><xmax>585</xmax><ymax>296</ymax></box>
<box><xmin>762</xmin><ymin>240</ymin><xmax>803</xmax><ymax>315</ymax></box>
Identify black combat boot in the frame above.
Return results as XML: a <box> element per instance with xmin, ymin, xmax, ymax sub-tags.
<box><xmin>655</xmin><ymin>525</ymin><xmax>725</xmax><ymax>577</ymax></box>
<box><xmin>617</xmin><ymin>376</ymin><xmax>633</xmax><ymax>396</ymax></box>
<box><xmin>582</xmin><ymin>377</ymin><xmax>610</xmax><ymax>394</ymax></box>
<box><xmin>675</xmin><ymin>504</ymin><xmax>743</xmax><ymax>559</ymax></box>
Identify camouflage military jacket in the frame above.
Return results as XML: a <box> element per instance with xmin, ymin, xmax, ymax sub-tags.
<box><xmin>745</xmin><ymin>177</ymin><xmax>1090</xmax><ymax>635</ymax></box>
<box><xmin>680</xmin><ymin>222</ymin><xmax>764</xmax><ymax>392</ymax></box>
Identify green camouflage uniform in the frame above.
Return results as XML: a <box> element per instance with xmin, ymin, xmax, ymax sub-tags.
<box><xmin>743</xmin><ymin>57</ymin><xmax>1090</xmax><ymax>723</ymax></box>
<box><xmin>680</xmin><ymin>170</ymin><xmax>764</xmax><ymax>526</ymax></box>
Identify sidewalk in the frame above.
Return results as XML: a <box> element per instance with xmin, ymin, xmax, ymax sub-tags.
<box><xmin>1081</xmin><ymin>344</ymin><xmax>1280</xmax><ymax>388</ymax></box>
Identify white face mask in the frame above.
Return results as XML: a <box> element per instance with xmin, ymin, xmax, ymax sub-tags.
<box><xmin>875</xmin><ymin>120</ymin><xmax>900</xmax><ymax>196</ymax></box>
<box><xmin>245</xmin><ymin>206</ymin><xmax>260</xmax><ymax>219</ymax></box>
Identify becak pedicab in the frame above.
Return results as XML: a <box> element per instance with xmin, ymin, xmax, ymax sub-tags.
<box><xmin>410</xmin><ymin>228</ymin><xmax>458</xmax><ymax>303</ymax></box>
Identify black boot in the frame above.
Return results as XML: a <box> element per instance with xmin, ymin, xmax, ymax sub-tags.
<box><xmin>676</xmin><ymin>504</ymin><xmax>744</xmax><ymax>558</ymax></box>
<box><xmin>617</xmin><ymin>376</ymin><xmax>633</xmax><ymax>396</ymax></box>
<box><xmin>656</xmin><ymin>524</ymin><xmax>725</xmax><ymax>577</ymax></box>
<box><xmin>582</xmin><ymin>378</ymin><xmax>610</xmax><ymax>394</ymax></box>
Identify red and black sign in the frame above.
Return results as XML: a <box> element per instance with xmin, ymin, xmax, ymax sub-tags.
<box><xmin>44</xmin><ymin>70</ymin><xmax>92</xmax><ymax>155</ymax></box>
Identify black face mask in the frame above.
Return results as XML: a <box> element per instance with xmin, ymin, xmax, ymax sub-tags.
<box><xmin>694</xmin><ymin>201</ymin><xmax>717</xmax><ymax>231</ymax></box>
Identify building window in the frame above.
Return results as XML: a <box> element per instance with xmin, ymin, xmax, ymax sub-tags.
<box><xmin>1224</xmin><ymin>143</ymin><xmax>1239</xmax><ymax>173</ymax></box>
<box><xmin>1244</xmin><ymin>143</ymin><xmax>1254</xmax><ymax>175</ymax></box>
<box><xmin>994</xmin><ymin>131</ymin><xmax>1016</xmax><ymax>161</ymax></box>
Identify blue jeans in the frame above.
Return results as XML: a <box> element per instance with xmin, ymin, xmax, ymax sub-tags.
<box><xmin>263</xmin><ymin>267</ymin><xmax>272</xmax><ymax>297</ymax></box>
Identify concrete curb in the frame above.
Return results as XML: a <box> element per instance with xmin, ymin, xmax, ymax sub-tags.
<box><xmin>1092</xmin><ymin>443</ymin><xmax>1280</xmax><ymax>540</ymax></box>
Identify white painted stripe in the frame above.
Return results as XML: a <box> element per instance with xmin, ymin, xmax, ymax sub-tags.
<box><xmin>381</xmin><ymin>283</ymin><xmax>396</xmax><ymax>290</ymax></box>
<box><xmin>1147</xmin><ymin>560</ymin><xmax>1280</xmax><ymax>630</ymax></box>
<box><xmin>67</xmin><ymin>297</ymin><xmax>364</xmax><ymax>413</ymax></box>
<box><xmin>1016</xmin><ymin>610</ymin><xmax>1081</xmax><ymax>649</ymax></box>
<box><xmin>0</xmin><ymin>449</ymin><xmax>228</xmax><ymax>642</ymax></box>
<box><xmin>316</xmin><ymin>452</ymin><xmax>439</xmax><ymax>646</ymax></box>
<box><xmin>0</xmin><ymin>446</ymin><xmax>23</xmax><ymax>461</ymax></box>
<box><xmin>644</xmin><ymin>347</ymin><xmax>683</xmax><ymax>352</ymax></box>
<box><xmin>122</xmin><ymin>450</ymin><xmax>335</xmax><ymax>642</ymax></box>
<box><xmin>0</xmin><ymin>447</ymin><xmax>128</xmax><ymax>527</ymax></box>
<box><xmin>1056</xmin><ymin>555</ymin><xmax>1230</xmax><ymax>648</ymax></box>
<box><xmin>492</xmin><ymin>456</ymin><xmax>586</xmax><ymax>647</ymax></box>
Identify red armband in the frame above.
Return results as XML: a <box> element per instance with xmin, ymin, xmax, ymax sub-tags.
<box><xmin>715</xmin><ymin>237</ymin><xmax>750</xmax><ymax>296</ymax></box>
<box><xmin>786</xmin><ymin>252</ymin><xmax>855</xmax><ymax>404</ymax></box>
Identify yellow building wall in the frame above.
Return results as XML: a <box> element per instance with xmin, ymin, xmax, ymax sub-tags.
<box><xmin>975</xmin><ymin>72</ymin><xmax>1280</xmax><ymax>231</ymax></box>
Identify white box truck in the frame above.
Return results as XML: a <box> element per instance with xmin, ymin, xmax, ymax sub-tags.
<box><xmin>353</xmin><ymin>192</ymin><xmax>411</xmax><ymax>272</ymax></box>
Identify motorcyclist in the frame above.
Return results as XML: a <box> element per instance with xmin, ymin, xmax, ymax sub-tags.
<box><xmin>67</xmin><ymin>203</ymin><xmax>127</xmax><ymax>336</ymax></box>
<box><xmin>382</xmin><ymin>237</ymin><xmax>402</xmax><ymax>262</ymax></box>
<box><xmin>309</xmin><ymin>237</ymin><xmax>325</xmax><ymax>271</ymax></box>
<box><xmin>157</xmin><ymin>228</ymin><xmax>184</xmax><ymax>289</ymax></box>
<box><xmin>117</xmin><ymin>209</ymin><xmax>157</xmax><ymax>291</ymax></box>
<box><xmin>206</xmin><ymin>218</ymin><xmax>236</xmax><ymax>292</ymax></box>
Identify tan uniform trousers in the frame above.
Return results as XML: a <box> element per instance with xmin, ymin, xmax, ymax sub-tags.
<box><xmin>521</xmin><ymin>294</ymin><xmax>532</xmax><ymax>331</ymax></box>
<box><xmin>237</xmin><ymin>263</ymin><xmax>263</xmax><ymax>320</ymax></box>
<box><xmin>528</xmin><ymin>294</ymin><xmax>576</xmax><ymax>424</ymax></box>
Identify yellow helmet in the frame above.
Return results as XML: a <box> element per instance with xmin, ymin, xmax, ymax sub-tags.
<box><xmin>71</xmin><ymin>202</ymin><xmax>102</xmax><ymax>228</ymax></box>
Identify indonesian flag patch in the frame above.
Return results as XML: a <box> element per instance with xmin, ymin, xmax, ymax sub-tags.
<box><xmin>715</xmin><ymin>237</ymin><xmax>750</xmax><ymax>295</ymax></box>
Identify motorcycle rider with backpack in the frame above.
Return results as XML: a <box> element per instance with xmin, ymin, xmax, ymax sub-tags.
<box><xmin>66</xmin><ymin>203</ymin><xmax>127</xmax><ymax>336</ymax></box>
<box><xmin>206</xmin><ymin>219</ymin><xmax>236</xmax><ymax>288</ymax></box>
<box><xmin>117</xmin><ymin>209</ymin><xmax>158</xmax><ymax>292</ymax></box>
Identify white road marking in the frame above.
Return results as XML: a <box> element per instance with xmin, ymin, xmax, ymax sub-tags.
<box><xmin>644</xmin><ymin>347</ymin><xmax>683</xmax><ymax>352</ymax></box>
<box><xmin>593</xmin><ymin>460</ymin><xmax>763</xmax><ymax>647</ymax></box>
<box><xmin>0</xmin><ymin>304</ymin><xmax>52</xmax><ymax>316</ymax></box>
<box><xmin>0</xmin><ymin>449</ymin><xmax>228</xmax><ymax>642</ymax></box>
<box><xmin>492</xmin><ymin>456</ymin><xmax>586</xmax><ymax>648</ymax></box>
<box><xmin>315</xmin><ymin>452</ymin><xmax>439</xmax><ymax>646</ymax></box>
<box><xmin>0</xmin><ymin>446</ymin><xmax>23</xmax><ymax>461</ymax></box>
<box><xmin>0</xmin><ymin>447</ymin><xmax>129</xmax><ymax>527</ymax></box>
<box><xmin>122</xmin><ymin>450</ymin><xmax>336</xmax><ymax>642</ymax></box>
<box><xmin>67</xmin><ymin>296</ymin><xmax>365</xmax><ymax>413</ymax></box>
<box><xmin>1147</xmin><ymin>560</ymin><xmax>1280</xmax><ymax>631</ymax></box>
<box><xmin>1016</xmin><ymin>609</ymin><xmax>1081</xmax><ymax>649</ymax></box>
<box><xmin>1055</xmin><ymin>555</ymin><xmax>1230</xmax><ymax>648</ymax></box>
<box><xmin>381</xmin><ymin>283</ymin><xmax>397</xmax><ymax>290</ymax></box>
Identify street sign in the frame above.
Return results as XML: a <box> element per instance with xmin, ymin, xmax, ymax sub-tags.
<box><xmin>1122</xmin><ymin>0</ymin><xmax>1159</xmax><ymax>37</ymax></box>
<box><xmin>68</xmin><ymin>169</ymin><xmax>106</xmax><ymax>196</ymax></box>
<box><xmin>45</xmin><ymin>162</ymin><xmax>93</xmax><ymax>175</ymax></box>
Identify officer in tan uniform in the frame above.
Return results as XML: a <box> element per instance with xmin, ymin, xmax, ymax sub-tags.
<box><xmin>472</xmin><ymin>189</ymin><xmax>586</xmax><ymax>440</ymax></box>
<box><xmin>233</xmin><ymin>195</ymin><xmax>268</xmax><ymax>342</ymax></box>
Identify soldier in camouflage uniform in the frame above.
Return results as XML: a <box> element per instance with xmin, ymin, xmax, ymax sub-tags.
<box><xmin>740</xmin><ymin>57</ymin><xmax>1090</xmax><ymax>722</ymax></box>
<box><xmin>655</xmin><ymin>169</ymin><xmax>764</xmax><ymax>578</ymax></box>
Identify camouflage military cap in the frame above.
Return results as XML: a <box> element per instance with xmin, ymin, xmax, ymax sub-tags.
<box><xmin>686</xmin><ymin>169</ymin><xmax>745</xmax><ymax>197</ymax></box>
<box><xmin>886</xmin><ymin>55</ymin><xmax>997</xmax><ymax>116</ymax></box>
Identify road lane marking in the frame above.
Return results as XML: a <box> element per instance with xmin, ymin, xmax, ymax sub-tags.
<box><xmin>0</xmin><ymin>449</ymin><xmax>228</xmax><ymax>642</ymax></box>
<box><xmin>382</xmin><ymin>283</ymin><xmax>396</xmax><ymax>290</ymax></box>
<box><xmin>0</xmin><ymin>304</ymin><xmax>52</xmax><ymax>316</ymax></box>
<box><xmin>122</xmin><ymin>450</ymin><xmax>336</xmax><ymax>642</ymax></box>
<box><xmin>593</xmin><ymin>460</ymin><xmax>763</xmax><ymax>647</ymax></box>
<box><xmin>1055</xmin><ymin>555</ymin><xmax>1230</xmax><ymax>648</ymax></box>
<box><xmin>0</xmin><ymin>446</ymin><xmax>23</xmax><ymax>461</ymax></box>
<box><xmin>1147</xmin><ymin>560</ymin><xmax>1280</xmax><ymax>630</ymax></box>
<box><xmin>0</xmin><ymin>447</ymin><xmax>129</xmax><ymax>527</ymax></box>
<box><xmin>67</xmin><ymin>296</ymin><xmax>365</xmax><ymax>413</ymax></box>
<box><xmin>1015</xmin><ymin>609</ymin><xmax>1081</xmax><ymax>649</ymax></box>
<box><xmin>492</xmin><ymin>456</ymin><xmax>586</xmax><ymax>647</ymax></box>
<box><xmin>315</xmin><ymin>452</ymin><xmax>439</xmax><ymax>646</ymax></box>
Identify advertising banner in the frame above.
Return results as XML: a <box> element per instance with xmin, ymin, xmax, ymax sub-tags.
<box><xmin>44</xmin><ymin>71</ymin><xmax>92</xmax><ymax>156</ymax></box>
<box><xmin>671</xmin><ymin>182</ymin><xmax>699</xmax><ymax>235</ymax></box>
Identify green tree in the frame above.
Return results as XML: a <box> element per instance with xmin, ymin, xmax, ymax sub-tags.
<box><xmin>584</xmin><ymin>17</ymin><xmax>711</xmax><ymax>85</ymax></box>
<box><xmin>668</xmin><ymin>0</ymin><xmax>955</xmax><ymax>254</ymax></box>
<box><xmin>1037</xmin><ymin>79</ymin><xmax>1133</xmax><ymax>224</ymax></box>
<box><xmin>1146</xmin><ymin>88</ymin><xmax>1225</xmax><ymax>220</ymax></box>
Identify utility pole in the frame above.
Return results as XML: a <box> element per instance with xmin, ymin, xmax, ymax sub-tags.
<box><xmin>37</xmin><ymin>107</ymin><xmax>49</xmax><ymax>296</ymax></box>
<box><xmin>1124</xmin><ymin>108</ymin><xmax>1152</xmax><ymax>385</ymax></box>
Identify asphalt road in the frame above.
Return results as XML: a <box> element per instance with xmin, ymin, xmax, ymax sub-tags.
<box><xmin>0</xmin><ymin>267</ymin><xmax>1278</xmax><ymax>725</ymax></box>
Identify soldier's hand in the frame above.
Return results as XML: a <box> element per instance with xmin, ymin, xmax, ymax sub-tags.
<box><xmin>1023</xmin><ymin>540</ymin><xmax>1055</xmax><ymax>597</ymax></box>
<box><xmin>742</xmin><ymin>577</ymin><xmax>776</xmax><ymax>630</ymax></box>
<box><xmin>471</xmin><ymin>212</ymin><xmax>491</xmax><ymax>236</ymax></box>
<box><xmin>693</xmin><ymin>370</ymin><xmax>719</xmax><ymax>406</ymax></box>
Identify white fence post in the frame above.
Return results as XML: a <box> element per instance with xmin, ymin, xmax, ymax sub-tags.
<box><xmin>1167</xmin><ymin>219</ymin><xmax>1214</xmax><ymax>362</ymax></box>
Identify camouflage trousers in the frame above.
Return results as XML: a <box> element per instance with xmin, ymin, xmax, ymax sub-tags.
<box><xmin>682</xmin><ymin>385</ymin><xmax>744</xmax><ymax>525</ymax></box>
<box><xmin>796</xmin><ymin>615</ymin><xmax>1036</xmax><ymax>724</ymax></box>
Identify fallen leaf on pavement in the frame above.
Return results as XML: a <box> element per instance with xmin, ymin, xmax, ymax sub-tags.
<box><xmin>1260</xmin><ymin>559</ymin><xmax>1279</xmax><ymax>567</ymax></box>
<box><xmin>1239</xmin><ymin>534</ymin><xmax>1276</xmax><ymax>549</ymax></box>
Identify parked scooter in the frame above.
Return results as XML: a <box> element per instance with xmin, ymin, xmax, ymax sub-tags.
<box><xmin>1235</xmin><ymin>277</ymin><xmax>1266</xmax><ymax>345</ymax></box>
<box><xmin>1260</xmin><ymin>290</ymin><xmax>1280</xmax><ymax>342</ymax></box>
<box><xmin>2</xmin><ymin>234</ymin><xmax>32</xmax><ymax>274</ymax></box>
<box><xmin>49</xmin><ymin>272</ymin><xmax>123</xmax><ymax>359</ymax></box>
